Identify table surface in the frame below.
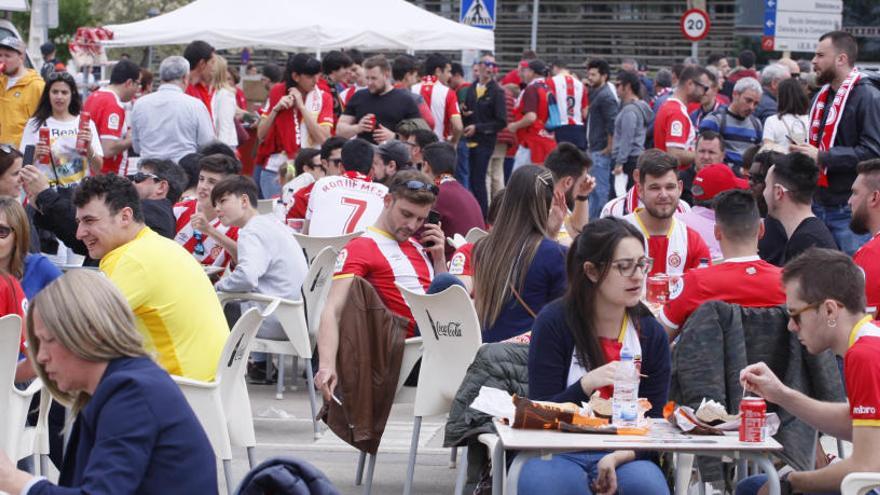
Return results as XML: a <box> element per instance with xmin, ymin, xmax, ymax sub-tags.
<box><xmin>495</xmin><ymin>418</ymin><xmax>783</xmax><ymax>453</ymax></box>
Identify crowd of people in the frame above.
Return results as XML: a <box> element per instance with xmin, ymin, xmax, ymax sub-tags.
<box><xmin>0</xmin><ymin>27</ymin><xmax>879</xmax><ymax>494</ymax></box>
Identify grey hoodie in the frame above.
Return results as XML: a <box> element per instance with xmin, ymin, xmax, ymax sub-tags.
<box><xmin>612</xmin><ymin>99</ymin><xmax>654</xmax><ymax>165</ymax></box>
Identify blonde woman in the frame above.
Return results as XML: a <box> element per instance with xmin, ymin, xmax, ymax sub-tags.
<box><xmin>210</xmin><ymin>55</ymin><xmax>239</xmax><ymax>149</ymax></box>
<box><xmin>0</xmin><ymin>270</ymin><xmax>217</xmax><ymax>494</ymax></box>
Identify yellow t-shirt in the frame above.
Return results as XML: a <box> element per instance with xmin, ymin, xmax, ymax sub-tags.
<box><xmin>100</xmin><ymin>227</ymin><xmax>227</xmax><ymax>381</ymax></box>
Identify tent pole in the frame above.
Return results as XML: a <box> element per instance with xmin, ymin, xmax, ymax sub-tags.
<box><xmin>530</xmin><ymin>0</ymin><xmax>539</xmax><ymax>52</ymax></box>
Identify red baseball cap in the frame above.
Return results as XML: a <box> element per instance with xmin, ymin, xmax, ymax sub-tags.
<box><xmin>693</xmin><ymin>164</ymin><xmax>749</xmax><ymax>202</ymax></box>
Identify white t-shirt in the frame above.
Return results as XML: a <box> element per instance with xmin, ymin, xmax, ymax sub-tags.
<box><xmin>762</xmin><ymin>113</ymin><xmax>809</xmax><ymax>152</ymax></box>
<box><xmin>306</xmin><ymin>176</ymin><xmax>387</xmax><ymax>237</ymax></box>
<box><xmin>19</xmin><ymin>116</ymin><xmax>103</xmax><ymax>187</ymax></box>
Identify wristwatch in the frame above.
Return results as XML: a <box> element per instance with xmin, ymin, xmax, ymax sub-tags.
<box><xmin>779</xmin><ymin>473</ymin><xmax>795</xmax><ymax>495</ymax></box>
<box><xmin>575</xmin><ymin>195</ymin><xmax>590</xmax><ymax>202</ymax></box>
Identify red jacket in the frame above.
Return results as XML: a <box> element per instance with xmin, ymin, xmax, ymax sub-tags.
<box><xmin>256</xmin><ymin>83</ymin><xmax>299</xmax><ymax>166</ymax></box>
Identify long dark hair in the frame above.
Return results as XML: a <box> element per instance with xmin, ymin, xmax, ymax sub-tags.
<box><xmin>564</xmin><ymin>217</ymin><xmax>646</xmax><ymax>373</ymax></box>
<box><xmin>30</xmin><ymin>72</ymin><xmax>82</xmax><ymax>129</ymax></box>
<box><xmin>776</xmin><ymin>78</ymin><xmax>809</xmax><ymax>117</ymax></box>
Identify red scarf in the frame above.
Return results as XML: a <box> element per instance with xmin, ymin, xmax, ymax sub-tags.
<box><xmin>808</xmin><ymin>68</ymin><xmax>861</xmax><ymax>187</ymax></box>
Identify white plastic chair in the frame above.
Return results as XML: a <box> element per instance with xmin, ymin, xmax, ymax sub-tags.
<box><xmin>172</xmin><ymin>302</ymin><xmax>277</xmax><ymax>495</ymax></box>
<box><xmin>256</xmin><ymin>198</ymin><xmax>275</xmax><ymax>215</ymax></box>
<box><xmin>353</xmin><ymin>336</ymin><xmax>424</xmax><ymax>495</ymax></box>
<box><xmin>397</xmin><ymin>284</ymin><xmax>483</xmax><ymax>495</ymax></box>
<box><xmin>0</xmin><ymin>314</ymin><xmax>44</xmax><ymax>463</ymax></box>
<box><xmin>292</xmin><ymin>231</ymin><xmax>362</xmax><ymax>263</ymax></box>
<box><xmin>464</xmin><ymin>227</ymin><xmax>489</xmax><ymax>244</ymax></box>
<box><xmin>842</xmin><ymin>473</ymin><xmax>880</xmax><ymax>495</ymax></box>
<box><xmin>301</xmin><ymin>246</ymin><xmax>338</xmax><ymax>343</ymax></box>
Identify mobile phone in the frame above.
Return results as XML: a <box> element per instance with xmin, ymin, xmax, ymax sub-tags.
<box><xmin>423</xmin><ymin>210</ymin><xmax>442</xmax><ymax>248</ymax></box>
<box><xmin>22</xmin><ymin>145</ymin><xmax>35</xmax><ymax>166</ymax></box>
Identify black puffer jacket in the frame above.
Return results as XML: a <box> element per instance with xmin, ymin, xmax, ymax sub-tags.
<box><xmin>236</xmin><ymin>456</ymin><xmax>339</xmax><ymax>495</ymax></box>
<box><xmin>672</xmin><ymin>301</ymin><xmax>845</xmax><ymax>481</ymax></box>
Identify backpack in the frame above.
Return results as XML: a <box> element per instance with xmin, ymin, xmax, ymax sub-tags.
<box><xmin>545</xmin><ymin>86</ymin><xmax>563</xmax><ymax>131</ymax></box>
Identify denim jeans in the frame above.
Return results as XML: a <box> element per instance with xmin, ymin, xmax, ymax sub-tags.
<box><xmin>260</xmin><ymin>168</ymin><xmax>282</xmax><ymax>199</ymax></box>
<box><xmin>456</xmin><ymin>140</ymin><xmax>470</xmax><ymax>190</ymax></box>
<box><xmin>253</xmin><ymin>165</ymin><xmax>264</xmax><ymax>198</ymax></box>
<box><xmin>588</xmin><ymin>152</ymin><xmax>612</xmax><ymax>219</ymax></box>
<box><xmin>736</xmin><ymin>474</ymin><xmax>841</xmax><ymax>495</ymax></box>
<box><xmin>518</xmin><ymin>451</ymin><xmax>670</xmax><ymax>495</ymax></box>
<box><xmin>503</xmin><ymin>157</ymin><xmax>515</xmax><ymax>183</ymax></box>
<box><xmin>554</xmin><ymin>124</ymin><xmax>587</xmax><ymax>151</ymax></box>
<box><xmin>427</xmin><ymin>273</ymin><xmax>464</xmax><ymax>294</ymax></box>
<box><xmin>812</xmin><ymin>203</ymin><xmax>870</xmax><ymax>255</ymax></box>
<box><xmin>468</xmin><ymin>141</ymin><xmax>495</xmax><ymax>216</ymax></box>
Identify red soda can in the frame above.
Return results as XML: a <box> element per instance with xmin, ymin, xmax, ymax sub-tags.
<box><xmin>38</xmin><ymin>127</ymin><xmax>51</xmax><ymax>165</ymax></box>
<box><xmin>739</xmin><ymin>397</ymin><xmax>767</xmax><ymax>442</ymax></box>
<box><xmin>366</xmin><ymin>114</ymin><xmax>376</xmax><ymax>132</ymax></box>
<box><xmin>646</xmin><ymin>274</ymin><xmax>670</xmax><ymax>304</ymax></box>
<box><xmin>76</xmin><ymin>112</ymin><xmax>91</xmax><ymax>155</ymax></box>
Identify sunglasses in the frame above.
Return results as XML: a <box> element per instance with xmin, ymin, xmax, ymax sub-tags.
<box><xmin>0</xmin><ymin>143</ymin><xmax>15</xmax><ymax>155</ymax></box>
<box><xmin>694</xmin><ymin>80</ymin><xmax>710</xmax><ymax>93</ymax></box>
<box><xmin>481</xmin><ymin>61</ymin><xmax>498</xmax><ymax>68</ymax></box>
<box><xmin>47</xmin><ymin>71</ymin><xmax>75</xmax><ymax>83</ymax></box>
<box><xmin>748</xmin><ymin>174</ymin><xmax>765</xmax><ymax>185</ymax></box>
<box><xmin>609</xmin><ymin>256</ymin><xmax>653</xmax><ymax>277</ymax></box>
<box><xmin>400</xmin><ymin>180</ymin><xmax>439</xmax><ymax>196</ymax></box>
<box><xmin>127</xmin><ymin>172</ymin><xmax>161</xmax><ymax>183</ymax></box>
<box><xmin>787</xmin><ymin>301</ymin><xmax>821</xmax><ymax>326</ymax></box>
<box><xmin>0</xmin><ymin>225</ymin><xmax>14</xmax><ymax>239</ymax></box>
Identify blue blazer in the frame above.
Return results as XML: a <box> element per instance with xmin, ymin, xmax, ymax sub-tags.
<box><xmin>30</xmin><ymin>356</ymin><xmax>217</xmax><ymax>495</ymax></box>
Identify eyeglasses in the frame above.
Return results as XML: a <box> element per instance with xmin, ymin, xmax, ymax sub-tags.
<box><xmin>328</xmin><ymin>158</ymin><xmax>343</xmax><ymax>166</ymax></box>
<box><xmin>787</xmin><ymin>301</ymin><xmax>821</xmax><ymax>326</ymax></box>
<box><xmin>481</xmin><ymin>61</ymin><xmax>498</xmax><ymax>68</ymax></box>
<box><xmin>694</xmin><ymin>80</ymin><xmax>710</xmax><ymax>93</ymax></box>
<box><xmin>127</xmin><ymin>172</ymin><xmax>161</xmax><ymax>183</ymax></box>
<box><xmin>193</xmin><ymin>230</ymin><xmax>206</xmax><ymax>256</ymax></box>
<box><xmin>609</xmin><ymin>256</ymin><xmax>653</xmax><ymax>277</ymax></box>
<box><xmin>748</xmin><ymin>173</ymin><xmax>765</xmax><ymax>185</ymax></box>
<box><xmin>400</xmin><ymin>180</ymin><xmax>439</xmax><ymax>196</ymax></box>
<box><xmin>0</xmin><ymin>225</ymin><xmax>14</xmax><ymax>239</ymax></box>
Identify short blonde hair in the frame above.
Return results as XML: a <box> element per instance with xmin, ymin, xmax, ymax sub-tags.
<box><xmin>26</xmin><ymin>270</ymin><xmax>146</xmax><ymax>416</ymax></box>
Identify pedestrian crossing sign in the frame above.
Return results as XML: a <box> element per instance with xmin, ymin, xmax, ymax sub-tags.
<box><xmin>460</xmin><ymin>0</ymin><xmax>495</xmax><ymax>30</ymax></box>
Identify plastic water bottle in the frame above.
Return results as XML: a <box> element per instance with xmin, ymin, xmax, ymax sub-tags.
<box><xmin>611</xmin><ymin>350</ymin><xmax>640</xmax><ymax>427</ymax></box>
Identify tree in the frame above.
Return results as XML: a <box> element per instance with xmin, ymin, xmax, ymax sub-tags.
<box><xmin>12</xmin><ymin>0</ymin><xmax>96</xmax><ymax>62</ymax></box>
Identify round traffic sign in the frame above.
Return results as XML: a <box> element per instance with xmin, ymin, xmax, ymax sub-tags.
<box><xmin>680</xmin><ymin>9</ymin><xmax>711</xmax><ymax>42</ymax></box>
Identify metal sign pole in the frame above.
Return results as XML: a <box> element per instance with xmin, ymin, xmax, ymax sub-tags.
<box><xmin>692</xmin><ymin>41</ymin><xmax>698</xmax><ymax>60</ymax></box>
<box><xmin>530</xmin><ymin>0</ymin><xmax>539</xmax><ymax>52</ymax></box>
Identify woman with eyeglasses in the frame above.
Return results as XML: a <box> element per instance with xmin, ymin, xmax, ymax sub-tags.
<box><xmin>519</xmin><ymin>217</ymin><xmax>671</xmax><ymax>495</ymax></box>
<box><xmin>465</xmin><ymin>165</ymin><xmax>568</xmax><ymax>343</ymax></box>
<box><xmin>0</xmin><ymin>196</ymin><xmax>62</xmax><ymax>382</ymax></box>
<box><xmin>18</xmin><ymin>71</ymin><xmax>103</xmax><ymax>188</ymax></box>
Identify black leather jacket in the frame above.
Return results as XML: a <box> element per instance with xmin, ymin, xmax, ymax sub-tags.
<box><xmin>816</xmin><ymin>72</ymin><xmax>880</xmax><ymax>206</ymax></box>
<box><xmin>461</xmin><ymin>79</ymin><xmax>508</xmax><ymax>145</ymax></box>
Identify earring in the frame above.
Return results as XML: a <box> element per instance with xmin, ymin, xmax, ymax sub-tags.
<box><xmin>827</xmin><ymin>319</ymin><xmax>837</xmax><ymax>328</ymax></box>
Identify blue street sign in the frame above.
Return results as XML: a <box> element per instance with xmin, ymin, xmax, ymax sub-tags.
<box><xmin>460</xmin><ymin>0</ymin><xmax>496</xmax><ymax>30</ymax></box>
<box><xmin>764</xmin><ymin>0</ymin><xmax>777</xmax><ymax>36</ymax></box>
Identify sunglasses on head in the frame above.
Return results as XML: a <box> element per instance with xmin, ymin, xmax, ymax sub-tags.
<box><xmin>401</xmin><ymin>180</ymin><xmax>439</xmax><ymax>196</ymax></box>
<box><xmin>47</xmin><ymin>71</ymin><xmax>75</xmax><ymax>83</ymax></box>
<box><xmin>0</xmin><ymin>225</ymin><xmax>14</xmax><ymax>239</ymax></box>
<box><xmin>127</xmin><ymin>172</ymin><xmax>161</xmax><ymax>184</ymax></box>
<box><xmin>0</xmin><ymin>144</ymin><xmax>15</xmax><ymax>155</ymax></box>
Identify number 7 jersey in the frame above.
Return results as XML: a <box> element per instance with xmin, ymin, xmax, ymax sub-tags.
<box><xmin>305</xmin><ymin>173</ymin><xmax>388</xmax><ymax>236</ymax></box>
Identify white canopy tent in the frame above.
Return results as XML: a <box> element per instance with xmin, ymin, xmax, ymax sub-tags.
<box><xmin>102</xmin><ymin>0</ymin><xmax>494</xmax><ymax>52</ymax></box>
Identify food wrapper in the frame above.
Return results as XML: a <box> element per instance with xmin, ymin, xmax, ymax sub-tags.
<box><xmin>664</xmin><ymin>400</ymin><xmax>781</xmax><ymax>436</ymax></box>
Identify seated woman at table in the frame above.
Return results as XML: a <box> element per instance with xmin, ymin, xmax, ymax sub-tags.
<box><xmin>0</xmin><ymin>270</ymin><xmax>217</xmax><ymax>495</ymax></box>
<box><xmin>520</xmin><ymin>217</ymin><xmax>671</xmax><ymax>495</ymax></box>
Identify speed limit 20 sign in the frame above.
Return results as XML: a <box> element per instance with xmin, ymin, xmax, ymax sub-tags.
<box><xmin>680</xmin><ymin>9</ymin><xmax>711</xmax><ymax>42</ymax></box>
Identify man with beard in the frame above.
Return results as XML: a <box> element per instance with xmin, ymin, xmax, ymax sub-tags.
<box><xmin>763</xmin><ymin>152</ymin><xmax>837</xmax><ymax>263</ymax></box>
<box><xmin>748</xmin><ymin>148</ymin><xmax>789</xmax><ymax>266</ymax></box>
<box><xmin>849</xmin><ymin>159</ymin><xmax>880</xmax><ymax>314</ymax></box>
<box><xmin>623</xmin><ymin>151</ymin><xmax>710</xmax><ymax>276</ymax></box>
<box><xmin>315</xmin><ymin>170</ymin><xmax>447</xmax><ymax>401</ymax></box>
<box><xmin>544</xmin><ymin>142</ymin><xmax>594</xmax><ymax>245</ymax></box>
<box><xmin>654</xmin><ymin>65</ymin><xmax>712</xmax><ymax>167</ymax></box>
<box><xmin>791</xmin><ymin>31</ymin><xmax>880</xmax><ymax>256</ymax></box>
<box><xmin>337</xmin><ymin>55</ymin><xmax>421</xmax><ymax>144</ymax></box>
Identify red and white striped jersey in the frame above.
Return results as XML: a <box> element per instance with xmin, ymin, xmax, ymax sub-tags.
<box><xmin>339</xmin><ymin>85</ymin><xmax>365</xmax><ymax>112</ymax></box>
<box><xmin>333</xmin><ymin>226</ymin><xmax>434</xmax><ymax>337</ymax></box>
<box><xmin>306</xmin><ymin>175</ymin><xmax>388</xmax><ymax>237</ymax></box>
<box><xmin>173</xmin><ymin>199</ymin><xmax>239</xmax><ymax>268</ymax></box>
<box><xmin>411</xmin><ymin>76</ymin><xmax>461</xmax><ymax>140</ymax></box>
<box><xmin>547</xmin><ymin>74</ymin><xmax>588</xmax><ymax>126</ymax></box>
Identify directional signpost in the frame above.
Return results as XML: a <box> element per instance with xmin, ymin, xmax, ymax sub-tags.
<box><xmin>763</xmin><ymin>0</ymin><xmax>842</xmax><ymax>53</ymax></box>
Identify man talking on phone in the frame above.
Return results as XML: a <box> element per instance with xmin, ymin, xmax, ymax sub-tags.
<box><xmin>315</xmin><ymin>169</ymin><xmax>446</xmax><ymax>401</ymax></box>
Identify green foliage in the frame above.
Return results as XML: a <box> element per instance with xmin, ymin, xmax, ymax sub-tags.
<box><xmin>10</xmin><ymin>0</ymin><xmax>95</xmax><ymax>61</ymax></box>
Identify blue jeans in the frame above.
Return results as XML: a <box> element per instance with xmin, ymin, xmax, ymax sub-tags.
<box><xmin>427</xmin><ymin>273</ymin><xmax>464</xmax><ymax>294</ymax></box>
<box><xmin>518</xmin><ymin>451</ymin><xmax>669</xmax><ymax>495</ymax></box>
<box><xmin>588</xmin><ymin>152</ymin><xmax>612</xmax><ymax>219</ymax></box>
<box><xmin>736</xmin><ymin>474</ymin><xmax>841</xmax><ymax>495</ymax></box>
<box><xmin>554</xmin><ymin>125</ymin><xmax>587</xmax><ymax>151</ymax></box>
<box><xmin>468</xmin><ymin>141</ymin><xmax>495</xmax><ymax>216</ymax></box>
<box><xmin>260</xmin><ymin>168</ymin><xmax>282</xmax><ymax>199</ymax></box>
<box><xmin>503</xmin><ymin>157</ymin><xmax>515</xmax><ymax>183</ymax></box>
<box><xmin>253</xmin><ymin>165</ymin><xmax>264</xmax><ymax>198</ymax></box>
<box><xmin>456</xmin><ymin>140</ymin><xmax>470</xmax><ymax>190</ymax></box>
<box><xmin>812</xmin><ymin>203</ymin><xmax>870</xmax><ymax>255</ymax></box>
